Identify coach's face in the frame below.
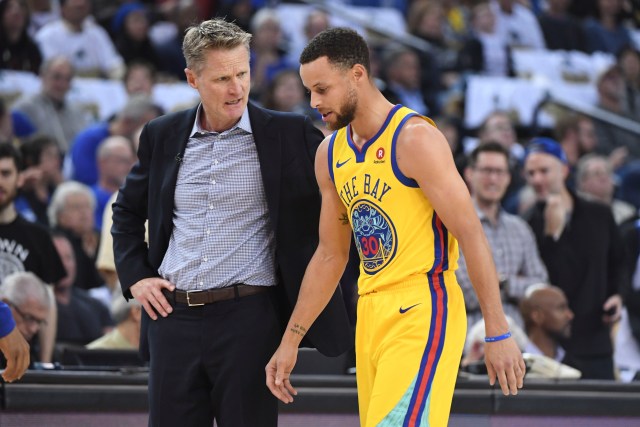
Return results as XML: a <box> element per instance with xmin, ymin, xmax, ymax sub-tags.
<box><xmin>300</xmin><ymin>56</ymin><xmax>358</xmax><ymax>131</ymax></box>
<box><xmin>185</xmin><ymin>45</ymin><xmax>250</xmax><ymax>133</ymax></box>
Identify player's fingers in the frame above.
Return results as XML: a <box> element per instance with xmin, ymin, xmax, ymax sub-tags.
<box><xmin>497</xmin><ymin>367</ymin><xmax>510</xmax><ymax>396</ymax></box>
<box><xmin>150</xmin><ymin>287</ymin><xmax>173</xmax><ymax>316</ymax></box>
<box><xmin>486</xmin><ymin>362</ymin><xmax>497</xmax><ymax>386</ymax></box>
<box><xmin>2</xmin><ymin>358</ymin><xmax>18</xmax><ymax>382</ymax></box>
<box><xmin>517</xmin><ymin>359</ymin><xmax>526</xmax><ymax>388</ymax></box>
<box><xmin>283</xmin><ymin>377</ymin><xmax>298</xmax><ymax>396</ymax></box>
<box><xmin>506</xmin><ymin>365</ymin><xmax>519</xmax><ymax>395</ymax></box>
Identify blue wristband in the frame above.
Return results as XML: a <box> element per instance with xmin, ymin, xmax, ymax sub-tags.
<box><xmin>484</xmin><ymin>331</ymin><xmax>511</xmax><ymax>343</ymax></box>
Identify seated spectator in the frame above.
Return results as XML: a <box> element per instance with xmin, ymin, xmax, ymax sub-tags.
<box><xmin>48</xmin><ymin>181</ymin><xmax>103</xmax><ymax>291</ymax></box>
<box><xmin>35</xmin><ymin>0</ymin><xmax>125</xmax><ymax>79</ymax></box>
<box><xmin>16</xmin><ymin>135</ymin><xmax>63</xmax><ymax>226</ymax></box>
<box><xmin>520</xmin><ymin>283</ymin><xmax>574</xmax><ymax>363</ymax></box>
<box><xmin>617</xmin><ymin>45</ymin><xmax>640</xmax><ymax>121</ymax></box>
<box><xmin>457</xmin><ymin>142</ymin><xmax>548</xmax><ymax>330</ymax></box>
<box><xmin>538</xmin><ymin>0</ymin><xmax>588</xmax><ymax>52</ymax></box>
<box><xmin>576</xmin><ymin>154</ymin><xmax>637</xmax><ymax>224</ymax></box>
<box><xmin>434</xmin><ymin>115</ymin><xmax>466</xmax><ymax>176</ymax></box>
<box><xmin>123</xmin><ymin>60</ymin><xmax>156</xmax><ymax>98</ymax></box>
<box><xmin>380</xmin><ymin>46</ymin><xmax>429</xmax><ymax>116</ymax></box>
<box><xmin>0</xmin><ymin>272</ymin><xmax>51</xmax><ymax>364</ymax></box>
<box><xmin>92</xmin><ymin>136</ymin><xmax>135</xmax><ymax>231</ymax></box>
<box><xmin>52</xmin><ymin>232</ymin><xmax>112</xmax><ymax>346</ymax></box>
<box><xmin>87</xmin><ymin>287</ymin><xmax>140</xmax><ymax>350</ymax></box>
<box><xmin>490</xmin><ymin>0</ymin><xmax>546</xmax><ymax>50</ymax></box>
<box><xmin>593</xmin><ymin>64</ymin><xmax>638</xmax><ymax>161</ymax></box>
<box><xmin>0</xmin><ymin>0</ymin><xmax>42</xmax><ymax>74</ymax></box>
<box><xmin>112</xmin><ymin>2</ymin><xmax>161</xmax><ymax>71</ymax></box>
<box><xmin>152</xmin><ymin>2</ymin><xmax>198</xmax><ymax>81</ymax></box>
<box><xmin>66</xmin><ymin>95</ymin><xmax>157</xmax><ymax>186</ymax></box>
<box><xmin>285</xmin><ymin>7</ymin><xmax>330</xmax><ymax>66</ymax></box>
<box><xmin>249</xmin><ymin>8</ymin><xmax>293</xmax><ymax>102</ymax></box>
<box><xmin>476</xmin><ymin>110</ymin><xmax>527</xmax><ymax>212</ymax></box>
<box><xmin>261</xmin><ymin>69</ymin><xmax>316</xmax><ymax>118</ymax></box>
<box><xmin>584</xmin><ymin>0</ymin><xmax>632</xmax><ymax>54</ymax></box>
<box><xmin>12</xmin><ymin>56</ymin><xmax>91</xmax><ymax>154</ymax></box>
<box><xmin>458</xmin><ymin>1</ymin><xmax>509</xmax><ymax>77</ymax></box>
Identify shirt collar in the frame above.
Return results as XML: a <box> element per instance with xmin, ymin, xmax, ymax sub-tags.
<box><xmin>189</xmin><ymin>103</ymin><xmax>253</xmax><ymax>137</ymax></box>
<box><xmin>473</xmin><ymin>199</ymin><xmax>503</xmax><ymax>226</ymax></box>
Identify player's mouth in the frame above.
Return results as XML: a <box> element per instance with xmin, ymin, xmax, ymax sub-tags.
<box><xmin>321</xmin><ymin>112</ymin><xmax>332</xmax><ymax>122</ymax></box>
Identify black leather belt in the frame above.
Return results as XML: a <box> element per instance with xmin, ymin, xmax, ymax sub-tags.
<box><xmin>173</xmin><ymin>285</ymin><xmax>269</xmax><ymax>306</ymax></box>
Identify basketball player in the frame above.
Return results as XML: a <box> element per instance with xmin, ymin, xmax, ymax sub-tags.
<box><xmin>266</xmin><ymin>28</ymin><xmax>524</xmax><ymax>426</ymax></box>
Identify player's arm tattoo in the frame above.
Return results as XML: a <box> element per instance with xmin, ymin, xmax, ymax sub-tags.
<box><xmin>290</xmin><ymin>323</ymin><xmax>308</xmax><ymax>337</ymax></box>
<box><xmin>339</xmin><ymin>213</ymin><xmax>349</xmax><ymax>225</ymax></box>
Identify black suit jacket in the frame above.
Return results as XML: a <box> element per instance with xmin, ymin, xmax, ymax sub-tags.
<box><xmin>112</xmin><ymin>102</ymin><xmax>352</xmax><ymax>357</ymax></box>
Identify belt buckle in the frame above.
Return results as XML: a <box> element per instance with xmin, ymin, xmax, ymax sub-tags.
<box><xmin>186</xmin><ymin>290</ymin><xmax>205</xmax><ymax>307</ymax></box>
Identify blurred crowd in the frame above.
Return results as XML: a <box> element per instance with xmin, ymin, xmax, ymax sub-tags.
<box><xmin>0</xmin><ymin>0</ymin><xmax>639</xmax><ymax>382</ymax></box>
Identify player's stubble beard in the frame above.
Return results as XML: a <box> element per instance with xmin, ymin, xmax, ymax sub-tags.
<box><xmin>327</xmin><ymin>86</ymin><xmax>358</xmax><ymax>131</ymax></box>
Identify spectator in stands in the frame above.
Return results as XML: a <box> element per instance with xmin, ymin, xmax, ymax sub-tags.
<box><xmin>457</xmin><ymin>142</ymin><xmax>548</xmax><ymax>330</ymax></box>
<box><xmin>123</xmin><ymin>60</ymin><xmax>156</xmax><ymax>97</ymax></box>
<box><xmin>617</xmin><ymin>45</ymin><xmax>640</xmax><ymax>121</ymax></box>
<box><xmin>490</xmin><ymin>0</ymin><xmax>546</xmax><ymax>51</ymax></box>
<box><xmin>48</xmin><ymin>181</ymin><xmax>103</xmax><ymax>291</ymax></box>
<box><xmin>87</xmin><ymin>287</ymin><xmax>140</xmax><ymax>350</ymax></box>
<box><xmin>524</xmin><ymin>137</ymin><xmax>626</xmax><ymax>379</ymax></box>
<box><xmin>35</xmin><ymin>0</ymin><xmax>125</xmax><ymax>79</ymax></box>
<box><xmin>112</xmin><ymin>2</ymin><xmax>161</xmax><ymax>71</ymax></box>
<box><xmin>458</xmin><ymin>1</ymin><xmax>509</xmax><ymax>77</ymax></box>
<box><xmin>380</xmin><ymin>46</ymin><xmax>429</xmax><ymax>115</ymax></box>
<box><xmin>407</xmin><ymin>0</ymin><xmax>461</xmax><ymax>115</ymax></box>
<box><xmin>153</xmin><ymin>1</ymin><xmax>198</xmax><ymax>81</ymax></box>
<box><xmin>249</xmin><ymin>8</ymin><xmax>292</xmax><ymax>102</ymax></box>
<box><xmin>0</xmin><ymin>0</ymin><xmax>42</xmax><ymax>74</ymax></box>
<box><xmin>16</xmin><ymin>135</ymin><xmax>62</xmax><ymax>226</ymax></box>
<box><xmin>593</xmin><ymin>64</ymin><xmax>639</xmax><ymax>161</ymax></box>
<box><xmin>0</xmin><ymin>143</ymin><xmax>63</xmax><ymax>362</ymax></box>
<box><xmin>92</xmin><ymin>136</ymin><xmax>135</xmax><ymax>232</ymax></box>
<box><xmin>0</xmin><ymin>272</ymin><xmax>51</xmax><ymax>363</ymax></box>
<box><xmin>576</xmin><ymin>154</ymin><xmax>637</xmax><ymax>224</ymax></box>
<box><xmin>520</xmin><ymin>283</ymin><xmax>573</xmax><ymax>363</ymax></box>
<box><xmin>261</xmin><ymin>69</ymin><xmax>316</xmax><ymax>118</ymax></box>
<box><xmin>286</xmin><ymin>8</ymin><xmax>330</xmax><ymax>66</ymax></box>
<box><xmin>12</xmin><ymin>56</ymin><xmax>91</xmax><ymax>154</ymax></box>
<box><xmin>52</xmin><ymin>231</ymin><xmax>112</xmax><ymax>346</ymax></box>
<box><xmin>476</xmin><ymin>110</ymin><xmax>526</xmax><ymax>212</ymax></box>
<box><xmin>27</xmin><ymin>0</ymin><xmax>60</xmax><ymax>35</ymax></box>
<box><xmin>538</xmin><ymin>0</ymin><xmax>588</xmax><ymax>52</ymax></box>
<box><xmin>584</xmin><ymin>0</ymin><xmax>633</xmax><ymax>55</ymax></box>
<box><xmin>67</xmin><ymin>94</ymin><xmax>157</xmax><ymax>186</ymax></box>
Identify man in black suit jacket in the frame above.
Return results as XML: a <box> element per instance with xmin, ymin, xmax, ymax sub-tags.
<box><xmin>112</xmin><ymin>18</ymin><xmax>351</xmax><ymax>427</ymax></box>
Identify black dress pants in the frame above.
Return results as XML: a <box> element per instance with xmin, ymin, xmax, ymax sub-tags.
<box><xmin>147</xmin><ymin>289</ymin><xmax>281</xmax><ymax>427</ymax></box>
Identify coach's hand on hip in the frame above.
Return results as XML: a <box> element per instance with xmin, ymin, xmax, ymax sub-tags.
<box><xmin>130</xmin><ymin>278</ymin><xmax>175</xmax><ymax>320</ymax></box>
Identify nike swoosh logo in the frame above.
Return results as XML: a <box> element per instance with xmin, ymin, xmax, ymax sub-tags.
<box><xmin>335</xmin><ymin>158</ymin><xmax>351</xmax><ymax>168</ymax></box>
<box><xmin>399</xmin><ymin>303</ymin><xmax>422</xmax><ymax>314</ymax></box>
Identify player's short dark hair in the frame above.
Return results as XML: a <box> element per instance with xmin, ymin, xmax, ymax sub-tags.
<box><xmin>300</xmin><ymin>27</ymin><xmax>370</xmax><ymax>75</ymax></box>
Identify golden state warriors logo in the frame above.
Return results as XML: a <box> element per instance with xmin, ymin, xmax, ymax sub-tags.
<box><xmin>351</xmin><ymin>200</ymin><xmax>397</xmax><ymax>275</ymax></box>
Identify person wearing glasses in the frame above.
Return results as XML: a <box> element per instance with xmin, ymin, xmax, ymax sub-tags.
<box><xmin>0</xmin><ymin>272</ymin><xmax>51</xmax><ymax>368</ymax></box>
<box><xmin>457</xmin><ymin>142</ymin><xmax>548</xmax><ymax>331</ymax></box>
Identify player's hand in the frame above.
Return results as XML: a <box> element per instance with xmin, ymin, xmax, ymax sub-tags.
<box><xmin>130</xmin><ymin>278</ymin><xmax>175</xmax><ymax>320</ymax></box>
<box><xmin>0</xmin><ymin>327</ymin><xmax>30</xmax><ymax>382</ymax></box>
<box><xmin>266</xmin><ymin>343</ymin><xmax>298</xmax><ymax>403</ymax></box>
<box><xmin>484</xmin><ymin>337</ymin><xmax>525</xmax><ymax>396</ymax></box>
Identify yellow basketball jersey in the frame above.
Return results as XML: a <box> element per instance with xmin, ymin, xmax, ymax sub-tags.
<box><xmin>329</xmin><ymin>105</ymin><xmax>459</xmax><ymax>295</ymax></box>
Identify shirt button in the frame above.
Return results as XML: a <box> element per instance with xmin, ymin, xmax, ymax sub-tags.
<box><xmin>210</xmin><ymin>204</ymin><xmax>214</xmax><ymax>209</ymax></box>
<box><xmin>203</xmin><ymin>257</ymin><xmax>208</xmax><ymax>262</ymax></box>
<box><xmin>214</xmin><ymin>160</ymin><xmax>219</xmax><ymax>165</ymax></box>
<box><xmin>211</xmin><ymin>179</ymin><xmax>216</xmax><ymax>185</ymax></box>
<box><xmin>206</xmin><ymin>229</ymin><xmax>211</xmax><ymax>235</ymax></box>
<box><xmin>199</xmin><ymin>281</ymin><xmax>203</xmax><ymax>286</ymax></box>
